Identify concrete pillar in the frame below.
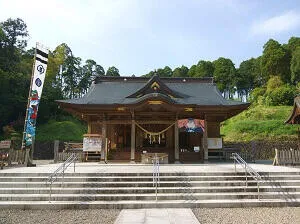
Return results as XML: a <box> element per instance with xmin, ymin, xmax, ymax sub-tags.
<box><xmin>174</xmin><ymin>120</ymin><xmax>179</xmax><ymax>162</ymax></box>
<box><xmin>203</xmin><ymin>118</ymin><xmax>208</xmax><ymax>161</ymax></box>
<box><xmin>130</xmin><ymin>119</ymin><xmax>136</xmax><ymax>162</ymax></box>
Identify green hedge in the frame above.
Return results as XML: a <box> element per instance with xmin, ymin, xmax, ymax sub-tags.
<box><xmin>36</xmin><ymin>119</ymin><xmax>87</xmax><ymax>141</ymax></box>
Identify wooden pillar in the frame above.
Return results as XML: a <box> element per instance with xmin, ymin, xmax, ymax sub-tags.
<box><xmin>174</xmin><ymin>119</ymin><xmax>179</xmax><ymax>162</ymax></box>
<box><xmin>87</xmin><ymin>116</ymin><xmax>92</xmax><ymax>134</ymax></box>
<box><xmin>203</xmin><ymin>117</ymin><xmax>208</xmax><ymax>161</ymax></box>
<box><xmin>101</xmin><ymin>119</ymin><xmax>107</xmax><ymax>162</ymax></box>
<box><xmin>130</xmin><ymin>114</ymin><xmax>136</xmax><ymax>162</ymax></box>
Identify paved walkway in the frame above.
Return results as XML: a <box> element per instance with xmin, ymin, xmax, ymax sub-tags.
<box><xmin>114</xmin><ymin>209</ymin><xmax>200</xmax><ymax>224</ymax></box>
<box><xmin>1</xmin><ymin>161</ymin><xmax>299</xmax><ymax>174</ymax></box>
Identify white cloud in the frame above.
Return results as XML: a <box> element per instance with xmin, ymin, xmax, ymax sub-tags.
<box><xmin>250</xmin><ymin>11</ymin><xmax>300</xmax><ymax>36</ymax></box>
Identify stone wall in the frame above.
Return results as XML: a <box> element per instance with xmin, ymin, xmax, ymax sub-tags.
<box><xmin>33</xmin><ymin>141</ymin><xmax>64</xmax><ymax>160</ymax></box>
<box><xmin>224</xmin><ymin>140</ymin><xmax>299</xmax><ymax>161</ymax></box>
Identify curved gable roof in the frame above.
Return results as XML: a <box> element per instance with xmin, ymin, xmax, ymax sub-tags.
<box><xmin>57</xmin><ymin>76</ymin><xmax>249</xmax><ymax>107</ymax></box>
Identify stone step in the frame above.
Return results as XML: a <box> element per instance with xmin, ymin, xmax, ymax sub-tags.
<box><xmin>1</xmin><ymin>175</ymin><xmax>299</xmax><ymax>182</ymax></box>
<box><xmin>0</xmin><ymin>199</ymin><xmax>299</xmax><ymax>209</ymax></box>
<box><xmin>1</xmin><ymin>171</ymin><xmax>299</xmax><ymax>177</ymax></box>
<box><xmin>1</xmin><ymin>180</ymin><xmax>299</xmax><ymax>188</ymax></box>
<box><xmin>1</xmin><ymin>185</ymin><xmax>299</xmax><ymax>194</ymax></box>
<box><xmin>1</xmin><ymin>192</ymin><xmax>300</xmax><ymax>201</ymax></box>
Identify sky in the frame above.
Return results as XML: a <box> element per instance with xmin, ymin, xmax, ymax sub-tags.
<box><xmin>1</xmin><ymin>0</ymin><xmax>300</xmax><ymax>76</ymax></box>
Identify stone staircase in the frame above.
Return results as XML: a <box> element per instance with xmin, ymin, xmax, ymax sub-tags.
<box><xmin>0</xmin><ymin>171</ymin><xmax>299</xmax><ymax>209</ymax></box>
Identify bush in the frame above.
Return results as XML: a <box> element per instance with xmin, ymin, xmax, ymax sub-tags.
<box><xmin>267</xmin><ymin>85</ymin><xmax>296</xmax><ymax>106</ymax></box>
<box><xmin>36</xmin><ymin>118</ymin><xmax>87</xmax><ymax>141</ymax></box>
<box><xmin>249</xmin><ymin>87</ymin><xmax>266</xmax><ymax>103</ymax></box>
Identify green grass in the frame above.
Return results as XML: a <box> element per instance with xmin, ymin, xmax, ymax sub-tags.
<box><xmin>221</xmin><ymin>105</ymin><xmax>298</xmax><ymax>142</ymax></box>
<box><xmin>36</xmin><ymin>118</ymin><xmax>87</xmax><ymax>141</ymax></box>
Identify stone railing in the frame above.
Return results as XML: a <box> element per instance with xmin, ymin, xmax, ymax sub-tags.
<box><xmin>273</xmin><ymin>148</ymin><xmax>300</xmax><ymax>166</ymax></box>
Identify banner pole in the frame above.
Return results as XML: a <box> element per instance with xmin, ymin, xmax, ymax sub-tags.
<box><xmin>22</xmin><ymin>43</ymin><xmax>37</xmax><ymax>165</ymax></box>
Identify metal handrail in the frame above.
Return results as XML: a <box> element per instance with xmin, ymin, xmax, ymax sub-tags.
<box><xmin>152</xmin><ymin>153</ymin><xmax>160</xmax><ymax>201</ymax></box>
<box><xmin>231</xmin><ymin>152</ymin><xmax>264</xmax><ymax>200</ymax></box>
<box><xmin>46</xmin><ymin>153</ymin><xmax>77</xmax><ymax>202</ymax></box>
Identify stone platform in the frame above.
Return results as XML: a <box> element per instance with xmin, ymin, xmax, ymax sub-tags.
<box><xmin>1</xmin><ymin>161</ymin><xmax>300</xmax><ymax>174</ymax></box>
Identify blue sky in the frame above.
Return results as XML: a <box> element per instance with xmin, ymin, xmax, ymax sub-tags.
<box><xmin>1</xmin><ymin>0</ymin><xmax>300</xmax><ymax>76</ymax></box>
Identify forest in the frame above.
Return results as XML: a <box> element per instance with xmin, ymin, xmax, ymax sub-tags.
<box><xmin>0</xmin><ymin>18</ymin><xmax>299</xmax><ymax>139</ymax></box>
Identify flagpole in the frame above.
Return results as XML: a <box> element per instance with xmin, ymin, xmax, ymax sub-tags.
<box><xmin>22</xmin><ymin>43</ymin><xmax>37</xmax><ymax>165</ymax></box>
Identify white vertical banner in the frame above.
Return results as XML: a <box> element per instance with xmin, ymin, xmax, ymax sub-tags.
<box><xmin>23</xmin><ymin>43</ymin><xmax>49</xmax><ymax>148</ymax></box>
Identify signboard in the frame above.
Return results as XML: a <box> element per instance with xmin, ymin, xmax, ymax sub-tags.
<box><xmin>83</xmin><ymin>137</ymin><xmax>102</xmax><ymax>152</ymax></box>
<box><xmin>194</xmin><ymin>146</ymin><xmax>200</xmax><ymax>152</ymax></box>
<box><xmin>207</xmin><ymin>138</ymin><xmax>222</xmax><ymax>149</ymax></box>
<box><xmin>0</xmin><ymin>140</ymin><xmax>11</xmax><ymax>149</ymax></box>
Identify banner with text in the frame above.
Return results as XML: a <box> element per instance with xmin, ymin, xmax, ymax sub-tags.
<box><xmin>23</xmin><ymin>43</ymin><xmax>49</xmax><ymax>148</ymax></box>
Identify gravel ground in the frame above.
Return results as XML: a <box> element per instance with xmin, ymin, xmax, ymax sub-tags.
<box><xmin>193</xmin><ymin>207</ymin><xmax>300</xmax><ymax>224</ymax></box>
<box><xmin>0</xmin><ymin>209</ymin><xmax>120</xmax><ymax>224</ymax></box>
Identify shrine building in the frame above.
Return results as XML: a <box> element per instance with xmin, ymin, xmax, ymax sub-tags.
<box><xmin>57</xmin><ymin>75</ymin><xmax>249</xmax><ymax>163</ymax></box>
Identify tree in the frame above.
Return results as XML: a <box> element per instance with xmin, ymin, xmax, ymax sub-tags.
<box><xmin>235</xmin><ymin>58</ymin><xmax>255</xmax><ymax>100</ymax></box>
<box><xmin>287</xmin><ymin>37</ymin><xmax>300</xmax><ymax>53</ymax></box>
<box><xmin>187</xmin><ymin>65</ymin><xmax>197</xmax><ymax>77</ymax></box>
<box><xmin>62</xmin><ymin>54</ymin><xmax>82</xmax><ymax>99</ymax></box>
<box><xmin>261</xmin><ymin>39</ymin><xmax>291</xmax><ymax>83</ymax></box>
<box><xmin>0</xmin><ymin>18</ymin><xmax>28</xmax><ymax>72</ymax></box>
<box><xmin>291</xmin><ymin>47</ymin><xmax>300</xmax><ymax>84</ymax></box>
<box><xmin>252</xmin><ymin>56</ymin><xmax>263</xmax><ymax>87</ymax></box>
<box><xmin>195</xmin><ymin>60</ymin><xmax>214</xmax><ymax>77</ymax></box>
<box><xmin>79</xmin><ymin>59</ymin><xmax>104</xmax><ymax>95</ymax></box>
<box><xmin>172</xmin><ymin>65</ymin><xmax>189</xmax><ymax>77</ymax></box>
<box><xmin>106</xmin><ymin>66</ymin><xmax>120</xmax><ymax>76</ymax></box>
<box><xmin>213</xmin><ymin>57</ymin><xmax>236</xmax><ymax>98</ymax></box>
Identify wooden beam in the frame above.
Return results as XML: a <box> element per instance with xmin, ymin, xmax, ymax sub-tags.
<box><xmin>91</xmin><ymin>120</ymin><xmax>174</xmax><ymax>125</ymax></box>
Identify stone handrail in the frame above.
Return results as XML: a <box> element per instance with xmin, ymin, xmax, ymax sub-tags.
<box><xmin>273</xmin><ymin>148</ymin><xmax>300</xmax><ymax>166</ymax></box>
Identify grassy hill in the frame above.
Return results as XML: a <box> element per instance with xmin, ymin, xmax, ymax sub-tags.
<box><xmin>221</xmin><ymin>105</ymin><xmax>298</xmax><ymax>142</ymax></box>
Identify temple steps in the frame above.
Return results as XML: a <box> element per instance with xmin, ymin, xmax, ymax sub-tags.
<box><xmin>0</xmin><ymin>199</ymin><xmax>299</xmax><ymax>209</ymax></box>
<box><xmin>1</xmin><ymin>192</ymin><xmax>300</xmax><ymax>201</ymax></box>
<box><xmin>1</xmin><ymin>175</ymin><xmax>300</xmax><ymax>182</ymax></box>
<box><xmin>0</xmin><ymin>171</ymin><xmax>299</xmax><ymax>209</ymax></box>
<box><xmin>1</xmin><ymin>186</ymin><xmax>300</xmax><ymax>194</ymax></box>
<box><xmin>1</xmin><ymin>180</ymin><xmax>300</xmax><ymax>188</ymax></box>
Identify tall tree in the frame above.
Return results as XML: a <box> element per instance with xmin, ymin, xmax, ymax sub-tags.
<box><xmin>235</xmin><ymin>58</ymin><xmax>256</xmax><ymax>100</ymax></box>
<box><xmin>0</xmin><ymin>18</ymin><xmax>28</xmax><ymax>72</ymax></box>
<box><xmin>106</xmin><ymin>66</ymin><xmax>120</xmax><ymax>76</ymax></box>
<box><xmin>213</xmin><ymin>57</ymin><xmax>236</xmax><ymax>98</ymax></box>
<box><xmin>287</xmin><ymin>37</ymin><xmax>300</xmax><ymax>53</ymax></box>
<box><xmin>79</xmin><ymin>59</ymin><xmax>104</xmax><ymax>95</ymax></box>
<box><xmin>291</xmin><ymin>47</ymin><xmax>300</xmax><ymax>84</ymax></box>
<box><xmin>261</xmin><ymin>39</ymin><xmax>291</xmax><ymax>83</ymax></box>
<box><xmin>162</xmin><ymin>66</ymin><xmax>173</xmax><ymax>77</ymax></box>
<box><xmin>62</xmin><ymin>54</ymin><xmax>82</xmax><ymax>99</ymax></box>
<box><xmin>187</xmin><ymin>65</ymin><xmax>197</xmax><ymax>77</ymax></box>
<box><xmin>195</xmin><ymin>60</ymin><xmax>214</xmax><ymax>77</ymax></box>
<box><xmin>172</xmin><ymin>65</ymin><xmax>189</xmax><ymax>77</ymax></box>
